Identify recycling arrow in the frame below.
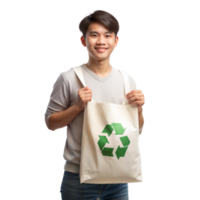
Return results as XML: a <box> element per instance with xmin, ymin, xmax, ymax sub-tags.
<box><xmin>112</xmin><ymin>123</ymin><xmax>126</xmax><ymax>135</ymax></box>
<box><xmin>101</xmin><ymin>123</ymin><xmax>126</xmax><ymax>136</ymax></box>
<box><xmin>97</xmin><ymin>135</ymin><xmax>114</xmax><ymax>156</ymax></box>
<box><xmin>115</xmin><ymin>146</ymin><xmax>128</xmax><ymax>159</ymax></box>
<box><xmin>97</xmin><ymin>123</ymin><xmax>131</xmax><ymax>160</ymax></box>
<box><xmin>102</xmin><ymin>124</ymin><xmax>114</xmax><ymax>136</ymax></box>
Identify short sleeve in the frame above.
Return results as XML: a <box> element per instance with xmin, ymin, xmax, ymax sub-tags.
<box><xmin>44</xmin><ymin>73</ymin><xmax>70</xmax><ymax>129</ymax></box>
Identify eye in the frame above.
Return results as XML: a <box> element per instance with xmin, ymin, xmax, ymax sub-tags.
<box><xmin>106</xmin><ymin>35</ymin><xmax>111</xmax><ymax>37</ymax></box>
<box><xmin>91</xmin><ymin>34</ymin><xmax>97</xmax><ymax>37</ymax></box>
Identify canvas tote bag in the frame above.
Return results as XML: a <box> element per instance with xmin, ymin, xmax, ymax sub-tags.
<box><xmin>72</xmin><ymin>65</ymin><xmax>142</xmax><ymax>184</ymax></box>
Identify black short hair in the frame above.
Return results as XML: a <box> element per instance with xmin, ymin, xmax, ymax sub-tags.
<box><xmin>79</xmin><ymin>10</ymin><xmax>119</xmax><ymax>40</ymax></box>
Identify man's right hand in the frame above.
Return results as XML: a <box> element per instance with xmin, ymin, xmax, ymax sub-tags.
<box><xmin>75</xmin><ymin>86</ymin><xmax>93</xmax><ymax>112</ymax></box>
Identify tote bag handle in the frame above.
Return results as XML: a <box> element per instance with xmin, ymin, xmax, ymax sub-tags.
<box><xmin>72</xmin><ymin>66</ymin><xmax>131</xmax><ymax>105</ymax></box>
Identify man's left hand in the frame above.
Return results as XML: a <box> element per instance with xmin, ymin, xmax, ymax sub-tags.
<box><xmin>125</xmin><ymin>90</ymin><xmax>145</xmax><ymax>112</ymax></box>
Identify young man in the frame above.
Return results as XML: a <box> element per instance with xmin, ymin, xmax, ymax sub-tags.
<box><xmin>45</xmin><ymin>10</ymin><xmax>145</xmax><ymax>200</ymax></box>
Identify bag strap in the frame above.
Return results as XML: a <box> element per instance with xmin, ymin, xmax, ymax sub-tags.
<box><xmin>72</xmin><ymin>65</ymin><xmax>130</xmax><ymax>105</ymax></box>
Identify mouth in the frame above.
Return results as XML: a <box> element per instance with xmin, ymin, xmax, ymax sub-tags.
<box><xmin>95</xmin><ymin>47</ymin><xmax>108</xmax><ymax>53</ymax></box>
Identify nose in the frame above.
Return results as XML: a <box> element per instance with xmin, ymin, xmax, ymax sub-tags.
<box><xmin>96</xmin><ymin>35</ymin><xmax>105</xmax><ymax>45</ymax></box>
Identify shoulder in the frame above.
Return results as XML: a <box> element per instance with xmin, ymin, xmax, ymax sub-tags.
<box><xmin>118</xmin><ymin>69</ymin><xmax>137</xmax><ymax>90</ymax></box>
<box><xmin>60</xmin><ymin>67</ymin><xmax>77</xmax><ymax>86</ymax></box>
<box><xmin>127</xmin><ymin>74</ymin><xmax>136</xmax><ymax>90</ymax></box>
<box><xmin>117</xmin><ymin>69</ymin><xmax>139</xmax><ymax>90</ymax></box>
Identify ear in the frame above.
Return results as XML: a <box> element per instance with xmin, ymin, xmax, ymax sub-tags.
<box><xmin>81</xmin><ymin>36</ymin><xmax>86</xmax><ymax>47</ymax></box>
<box><xmin>114</xmin><ymin>36</ymin><xmax>119</xmax><ymax>47</ymax></box>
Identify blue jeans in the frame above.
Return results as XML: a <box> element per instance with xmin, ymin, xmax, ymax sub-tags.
<box><xmin>60</xmin><ymin>171</ymin><xmax>129</xmax><ymax>200</ymax></box>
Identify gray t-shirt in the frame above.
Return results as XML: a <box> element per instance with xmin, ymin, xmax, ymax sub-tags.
<box><xmin>44</xmin><ymin>63</ymin><xmax>143</xmax><ymax>173</ymax></box>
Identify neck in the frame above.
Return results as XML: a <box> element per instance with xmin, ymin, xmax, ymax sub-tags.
<box><xmin>85</xmin><ymin>58</ymin><xmax>112</xmax><ymax>76</ymax></box>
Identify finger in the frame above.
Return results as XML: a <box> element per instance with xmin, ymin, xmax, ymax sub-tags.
<box><xmin>84</xmin><ymin>86</ymin><xmax>91</xmax><ymax>90</ymax></box>
<box><xmin>128</xmin><ymin>97</ymin><xmax>137</xmax><ymax>103</ymax></box>
<box><xmin>132</xmin><ymin>90</ymin><xmax>142</xmax><ymax>93</ymax></box>
<box><xmin>137</xmin><ymin>101</ymin><xmax>144</xmax><ymax>106</ymax></box>
<box><xmin>126</xmin><ymin>91</ymin><xmax>134</xmax><ymax>97</ymax></box>
<box><xmin>129</xmin><ymin>100</ymin><xmax>141</xmax><ymax>105</ymax></box>
<box><xmin>129</xmin><ymin>96</ymin><xmax>144</xmax><ymax>102</ymax></box>
<box><xmin>131</xmin><ymin>101</ymin><xmax>144</xmax><ymax>106</ymax></box>
<box><xmin>128</xmin><ymin>89</ymin><xmax>146</xmax><ymax>97</ymax></box>
<box><xmin>130</xmin><ymin>101</ymin><xmax>137</xmax><ymax>105</ymax></box>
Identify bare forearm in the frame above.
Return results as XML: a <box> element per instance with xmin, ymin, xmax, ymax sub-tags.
<box><xmin>138</xmin><ymin>107</ymin><xmax>144</xmax><ymax>130</ymax></box>
<box><xmin>49</xmin><ymin>104</ymin><xmax>82</xmax><ymax>131</ymax></box>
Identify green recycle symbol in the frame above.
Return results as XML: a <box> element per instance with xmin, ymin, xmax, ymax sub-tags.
<box><xmin>97</xmin><ymin>123</ymin><xmax>130</xmax><ymax>160</ymax></box>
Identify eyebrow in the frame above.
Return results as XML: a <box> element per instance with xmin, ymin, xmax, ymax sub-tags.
<box><xmin>89</xmin><ymin>31</ymin><xmax>112</xmax><ymax>34</ymax></box>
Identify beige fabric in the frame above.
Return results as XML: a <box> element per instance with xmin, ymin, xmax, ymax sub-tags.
<box><xmin>72</xmin><ymin>66</ymin><xmax>142</xmax><ymax>184</ymax></box>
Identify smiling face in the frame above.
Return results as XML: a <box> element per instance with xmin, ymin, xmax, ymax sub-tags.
<box><xmin>81</xmin><ymin>22</ymin><xmax>119</xmax><ymax>62</ymax></box>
